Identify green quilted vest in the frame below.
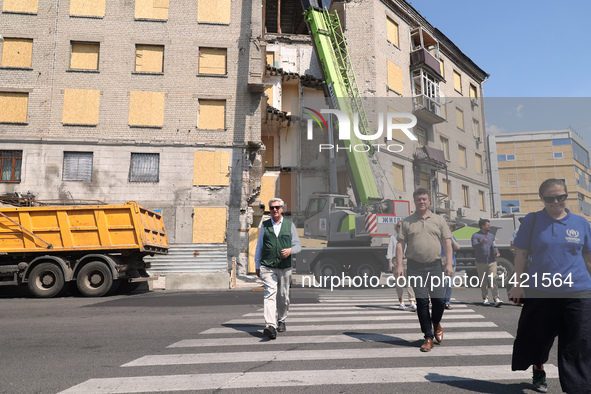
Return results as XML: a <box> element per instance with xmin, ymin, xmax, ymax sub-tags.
<box><xmin>260</xmin><ymin>218</ymin><xmax>292</xmax><ymax>269</ymax></box>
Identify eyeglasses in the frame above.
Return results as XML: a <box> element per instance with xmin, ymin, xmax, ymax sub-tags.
<box><xmin>269</xmin><ymin>206</ymin><xmax>283</xmax><ymax>210</ymax></box>
<box><xmin>541</xmin><ymin>194</ymin><xmax>568</xmax><ymax>203</ymax></box>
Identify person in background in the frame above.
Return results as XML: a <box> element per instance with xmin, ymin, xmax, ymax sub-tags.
<box><xmin>471</xmin><ymin>219</ymin><xmax>504</xmax><ymax>307</ymax></box>
<box><xmin>255</xmin><ymin>198</ymin><xmax>302</xmax><ymax>340</ymax></box>
<box><xmin>386</xmin><ymin>221</ymin><xmax>416</xmax><ymax>311</ymax></box>
<box><xmin>509</xmin><ymin>178</ymin><xmax>591</xmax><ymax>393</ymax></box>
<box><xmin>442</xmin><ymin>228</ymin><xmax>460</xmax><ymax>310</ymax></box>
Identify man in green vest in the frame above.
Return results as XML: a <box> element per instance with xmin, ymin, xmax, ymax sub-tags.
<box><xmin>255</xmin><ymin>198</ymin><xmax>302</xmax><ymax>340</ymax></box>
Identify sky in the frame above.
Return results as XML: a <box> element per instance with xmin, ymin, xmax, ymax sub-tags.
<box><xmin>410</xmin><ymin>0</ymin><xmax>591</xmax><ymax>144</ymax></box>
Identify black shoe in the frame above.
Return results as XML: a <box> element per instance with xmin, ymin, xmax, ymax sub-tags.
<box><xmin>263</xmin><ymin>326</ymin><xmax>277</xmax><ymax>339</ymax></box>
<box><xmin>277</xmin><ymin>321</ymin><xmax>286</xmax><ymax>332</ymax></box>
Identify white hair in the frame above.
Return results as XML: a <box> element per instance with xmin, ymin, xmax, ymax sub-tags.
<box><xmin>268</xmin><ymin>198</ymin><xmax>285</xmax><ymax>207</ymax></box>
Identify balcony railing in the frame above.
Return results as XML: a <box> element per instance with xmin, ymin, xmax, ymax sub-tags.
<box><xmin>412</xmin><ymin>94</ymin><xmax>445</xmax><ymax>124</ymax></box>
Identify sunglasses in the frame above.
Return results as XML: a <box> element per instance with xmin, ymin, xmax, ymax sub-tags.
<box><xmin>541</xmin><ymin>194</ymin><xmax>568</xmax><ymax>203</ymax></box>
<box><xmin>269</xmin><ymin>206</ymin><xmax>283</xmax><ymax>210</ymax></box>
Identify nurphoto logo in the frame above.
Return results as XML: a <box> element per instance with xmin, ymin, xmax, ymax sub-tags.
<box><xmin>303</xmin><ymin>108</ymin><xmax>418</xmax><ymax>153</ymax></box>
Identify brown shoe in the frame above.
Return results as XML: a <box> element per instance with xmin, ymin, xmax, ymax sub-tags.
<box><xmin>420</xmin><ymin>337</ymin><xmax>434</xmax><ymax>352</ymax></box>
<box><xmin>433</xmin><ymin>323</ymin><xmax>443</xmax><ymax>343</ymax></box>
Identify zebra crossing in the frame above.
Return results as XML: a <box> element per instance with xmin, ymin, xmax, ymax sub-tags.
<box><xmin>60</xmin><ymin>292</ymin><xmax>558</xmax><ymax>393</ymax></box>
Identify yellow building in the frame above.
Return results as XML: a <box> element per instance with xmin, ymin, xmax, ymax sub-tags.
<box><xmin>488</xmin><ymin>130</ymin><xmax>591</xmax><ymax>220</ymax></box>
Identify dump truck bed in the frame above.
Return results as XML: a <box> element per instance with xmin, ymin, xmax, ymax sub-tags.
<box><xmin>0</xmin><ymin>201</ymin><xmax>168</xmax><ymax>254</ymax></box>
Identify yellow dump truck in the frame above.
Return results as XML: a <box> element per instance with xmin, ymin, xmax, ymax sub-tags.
<box><xmin>0</xmin><ymin>201</ymin><xmax>168</xmax><ymax>297</ymax></box>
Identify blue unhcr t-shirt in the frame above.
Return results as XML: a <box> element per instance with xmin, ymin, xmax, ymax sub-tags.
<box><xmin>514</xmin><ymin>209</ymin><xmax>591</xmax><ymax>293</ymax></box>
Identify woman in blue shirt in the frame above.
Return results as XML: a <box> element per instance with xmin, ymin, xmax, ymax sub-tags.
<box><xmin>509</xmin><ymin>178</ymin><xmax>591</xmax><ymax>393</ymax></box>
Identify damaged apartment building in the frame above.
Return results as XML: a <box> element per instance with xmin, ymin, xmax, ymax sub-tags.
<box><xmin>260</xmin><ymin>0</ymin><xmax>491</xmax><ymax>223</ymax></box>
<box><xmin>0</xmin><ymin>0</ymin><xmax>491</xmax><ymax>286</ymax></box>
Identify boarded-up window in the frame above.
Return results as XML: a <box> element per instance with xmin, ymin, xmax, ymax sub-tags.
<box><xmin>128</xmin><ymin>91</ymin><xmax>165</xmax><ymax>127</ymax></box>
<box><xmin>456</xmin><ymin>107</ymin><xmax>464</xmax><ymax>130</ymax></box>
<box><xmin>135</xmin><ymin>44</ymin><xmax>164</xmax><ymax>72</ymax></box>
<box><xmin>0</xmin><ymin>92</ymin><xmax>28</xmax><ymax>123</ymax></box>
<box><xmin>198</xmin><ymin>99</ymin><xmax>225</xmax><ymax>129</ymax></box>
<box><xmin>70</xmin><ymin>42</ymin><xmax>99</xmax><ymax>70</ymax></box>
<box><xmin>2</xmin><ymin>0</ymin><xmax>38</xmax><ymax>13</ymax></box>
<box><xmin>1</xmin><ymin>38</ymin><xmax>33</xmax><ymax>68</ymax></box>
<box><xmin>440</xmin><ymin>137</ymin><xmax>449</xmax><ymax>161</ymax></box>
<box><xmin>266</xmin><ymin>51</ymin><xmax>275</xmax><ymax>66</ymax></box>
<box><xmin>387</xmin><ymin>60</ymin><xmax>403</xmax><ymax>94</ymax></box>
<box><xmin>472</xmin><ymin>118</ymin><xmax>479</xmax><ymax>138</ymax></box>
<box><xmin>63</xmin><ymin>152</ymin><xmax>93</xmax><ymax>181</ymax></box>
<box><xmin>439</xmin><ymin>58</ymin><xmax>445</xmax><ymax>78</ymax></box>
<box><xmin>392</xmin><ymin>163</ymin><xmax>404</xmax><ymax>191</ymax></box>
<box><xmin>442</xmin><ymin>180</ymin><xmax>451</xmax><ymax>200</ymax></box>
<box><xmin>462</xmin><ymin>185</ymin><xmax>469</xmax><ymax>207</ymax></box>
<box><xmin>62</xmin><ymin>89</ymin><xmax>100</xmax><ymax>125</ymax></box>
<box><xmin>192</xmin><ymin>207</ymin><xmax>227</xmax><ymax>243</ymax></box>
<box><xmin>0</xmin><ymin>150</ymin><xmax>22</xmax><ymax>182</ymax></box>
<box><xmin>459</xmin><ymin>145</ymin><xmax>467</xmax><ymax>168</ymax></box>
<box><xmin>70</xmin><ymin>0</ymin><xmax>105</xmax><ymax>16</ymax></box>
<box><xmin>135</xmin><ymin>0</ymin><xmax>169</xmax><ymax>19</ymax></box>
<box><xmin>387</xmin><ymin>109</ymin><xmax>408</xmax><ymax>141</ymax></box>
<box><xmin>475</xmin><ymin>153</ymin><xmax>483</xmax><ymax>174</ymax></box>
<box><xmin>129</xmin><ymin>153</ymin><xmax>159</xmax><ymax>182</ymax></box>
<box><xmin>197</xmin><ymin>0</ymin><xmax>230</xmax><ymax>24</ymax></box>
<box><xmin>479</xmin><ymin>190</ymin><xmax>485</xmax><ymax>211</ymax></box>
<box><xmin>193</xmin><ymin>151</ymin><xmax>230</xmax><ymax>186</ymax></box>
<box><xmin>198</xmin><ymin>47</ymin><xmax>227</xmax><ymax>75</ymax></box>
<box><xmin>441</xmin><ymin>103</ymin><xmax>447</xmax><ymax>120</ymax></box>
<box><xmin>469</xmin><ymin>84</ymin><xmax>477</xmax><ymax>98</ymax></box>
<box><xmin>453</xmin><ymin>70</ymin><xmax>462</xmax><ymax>93</ymax></box>
<box><xmin>386</xmin><ymin>17</ymin><xmax>399</xmax><ymax>47</ymax></box>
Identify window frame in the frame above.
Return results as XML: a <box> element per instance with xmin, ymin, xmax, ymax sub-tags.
<box><xmin>0</xmin><ymin>150</ymin><xmax>22</xmax><ymax>182</ymax></box>
<box><xmin>62</xmin><ymin>151</ymin><xmax>93</xmax><ymax>182</ymax></box>
<box><xmin>129</xmin><ymin>152</ymin><xmax>160</xmax><ymax>183</ymax></box>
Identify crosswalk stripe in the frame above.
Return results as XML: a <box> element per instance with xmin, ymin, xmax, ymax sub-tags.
<box><xmin>122</xmin><ymin>345</ymin><xmax>514</xmax><ymax>367</ymax></box>
<box><xmin>59</xmin><ymin>364</ymin><xmax>559</xmax><ymax>393</ymax></box>
<box><xmin>287</xmin><ymin>302</ymin><xmax>469</xmax><ymax>309</ymax></box>
<box><xmin>224</xmin><ymin>313</ymin><xmax>484</xmax><ymax>324</ymax></box>
<box><xmin>200</xmin><ymin>321</ymin><xmax>497</xmax><ymax>334</ymax></box>
<box><xmin>245</xmin><ymin>308</ymin><xmax>475</xmax><ymax>316</ymax></box>
<box><xmin>168</xmin><ymin>330</ymin><xmax>514</xmax><ymax>348</ymax></box>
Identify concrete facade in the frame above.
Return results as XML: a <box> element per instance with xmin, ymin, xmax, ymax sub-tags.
<box><xmin>488</xmin><ymin>130</ymin><xmax>591</xmax><ymax>219</ymax></box>
<box><xmin>0</xmin><ymin>0</ymin><xmax>265</xmax><ymax>288</ymax></box>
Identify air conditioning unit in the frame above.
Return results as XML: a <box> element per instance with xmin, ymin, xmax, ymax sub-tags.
<box><xmin>471</xmin><ymin>98</ymin><xmax>479</xmax><ymax>107</ymax></box>
<box><xmin>444</xmin><ymin>200</ymin><xmax>455</xmax><ymax>210</ymax></box>
<box><xmin>457</xmin><ymin>207</ymin><xmax>467</xmax><ymax>217</ymax></box>
<box><xmin>475</xmin><ymin>136</ymin><xmax>482</xmax><ymax>143</ymax></box>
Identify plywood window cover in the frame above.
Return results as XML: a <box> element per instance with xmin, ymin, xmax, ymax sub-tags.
<box><xmin>135</xmin><ymin>44</ymin><xmax>165</xmax><ymax>73</ymax></box>
<box><xmin>135</xmin><ymin>0</ymin><xmax>169</xmax><ymax>21</ymax></box>
<box><xmin>70</xmin><ymin>42</ymin><xmax>100</xmax><ymax>71</ymax></box>
<box><xmin>198</xmin><ymin>47</ymin><xmax>227</xmax><ymax>76</ymax></box>
<box><xmin>197</xmin><ymin>0</ymin><xmax>231</xmax><ymax>25</ymax></box>
<box><xmin>2</xmin><ymin>0</ymin><xmax>39</xmax><ymax>14</ymax></box>
<box><xmin>128</xmin><ymin>91</ymin><xmax>165</xmax><ymax>128</ymax></box>
<box><xmin>62</xmin><ymin>89</ymin><xmax>100</xmax><ymax>126</ymax></box>
<box><xmin>198</xmin><ymin>99</ymin><xmax>226</xmax><ymax>130</ymax></box>
<box><xmin>69</xmin><ymin>0</ymin><xmax>105</xmax><ymax>18</ymax></box>
<box><xmin>1</xmin><ymin>38</ymin><xmax>34</xmax><ymax>69</ymax></box>
<box><xmin>0</xmin><ymin>92</ymin><xmax>29</xmax><ymax>124</ymax></box>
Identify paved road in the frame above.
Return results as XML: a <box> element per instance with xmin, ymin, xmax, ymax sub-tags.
<box><xmin>1</xmin><ymin>285</ymin><xmax>560</xmax><ymax>393</ymax></box>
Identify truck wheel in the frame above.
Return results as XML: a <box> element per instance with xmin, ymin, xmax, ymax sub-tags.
<box><xmin>28</xmin><ymin>263</ymin><xmax>65</xmax><ymax>298</ymax></box>
<box><xmin>77</xmin><ymin>261</ymin><xmax>113</xmax><ymax>297</ymax></box>
<box><xmin>496</xmin><ymin>257</ymin><xmax>514</xmax><ymax>289</ymax></box>
<box><xmin>314</xmin><ymin>258</ymin><xmax>342</xmax><ymax>285</ymax></box>
<box><xmin>355</xmin><ymin>262</ymin><xmax>381</xmax><ymax>285</ymax></box>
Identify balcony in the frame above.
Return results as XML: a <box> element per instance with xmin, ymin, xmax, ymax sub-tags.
<box><xmin>412</xmin><ymin>94</ymin><xmax>445</xmax><ymax>124</ymax></box>
<box><xmin>410</xmin><ymin>48</ymin><xmax>442</xmax><ymax>79</ymax></box>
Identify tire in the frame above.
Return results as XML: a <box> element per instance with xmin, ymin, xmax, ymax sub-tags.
<box><xmin>355</xmin><ymin>262</ymin><xmax>381</xmax><ymax>286</ymax></box>
<box><xmin>76</xmin><ymin>261</ymin><xmax>113</xmax><ymax>297</ymax></box>
<box><xmin>28</xmin><ymin>263</ymin><xmax>65</xmax><ymax>298</ymax></box>
<box><xmin>496</xmin><ymin>257</ymin><xmax>514</xmax><ymax>289</ymax></box>
<box><xmin>313</xmin><ymin>258</ymin><xmax>342</xmax><ymax>285</ymax></box>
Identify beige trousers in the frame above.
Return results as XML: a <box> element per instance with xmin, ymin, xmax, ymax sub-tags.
<box><xmin>475</xmin><ymin>261</ymin><xmax>499</xmax><ymax>299</ymax></box>
<box><xmin>259</xmin><ymin>265</ymin><xmax>291</xmax><ymax>328</ymax></box>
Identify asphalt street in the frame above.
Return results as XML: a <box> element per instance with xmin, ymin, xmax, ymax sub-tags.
<box><xmin>0</xmin><ymin>283</ymin><xmax>560</xmax><ymax>394</ymax></box>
